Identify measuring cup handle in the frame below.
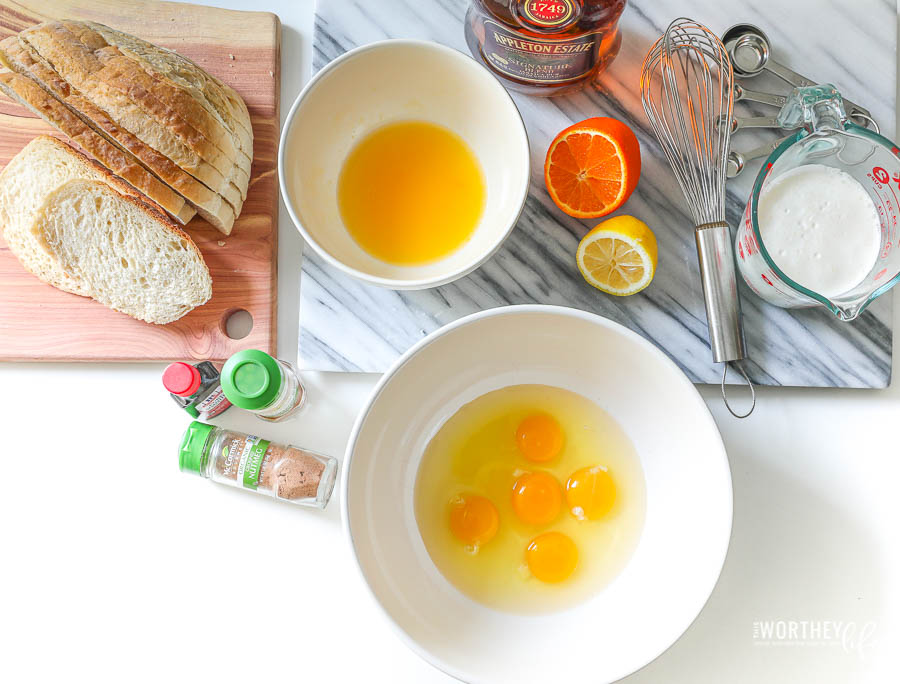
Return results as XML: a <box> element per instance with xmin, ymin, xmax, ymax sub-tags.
<box><xmin>695</xmin><ymin>222</ymin><xmax>747</xmax><ymax>363</ymax></box>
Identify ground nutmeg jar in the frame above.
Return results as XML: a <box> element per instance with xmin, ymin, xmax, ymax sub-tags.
<box><xmin>178</xmin><ymin>422</ymin><xmax>337</xmax><ymax>508</ymax></box>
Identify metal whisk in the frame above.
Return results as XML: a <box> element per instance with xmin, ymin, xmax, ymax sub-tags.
<box><xmin>640</xmin><ymin>17</ymin><xmax>755</xmax><ymax>417</ymax></box>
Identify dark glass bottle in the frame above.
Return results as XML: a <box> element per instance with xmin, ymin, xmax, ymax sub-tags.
<box><xmin>465</xmin><ymin>0</ymin><xmax>627</xmax><ymax>96</ymax></box>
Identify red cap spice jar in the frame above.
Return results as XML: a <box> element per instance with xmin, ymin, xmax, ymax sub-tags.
<box><xmin>178</xmin><ymin>422</ymin><xmax>337</xmax><ymax>509</ymax></box>
<box><xmin>220</xmin><ymin>350</ymin><xmax>306</xmax><ymax>422</ymax></box>
<box><xmin>163</xmin><ymin>361</ymin><xmax>232</xmax><ymax>419</ymax></box>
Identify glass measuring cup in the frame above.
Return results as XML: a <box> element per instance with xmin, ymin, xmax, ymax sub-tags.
<box><xmin>735</xmin><ymin>85</ymin><xmax>900</xmax><ymax>320</ymax></box>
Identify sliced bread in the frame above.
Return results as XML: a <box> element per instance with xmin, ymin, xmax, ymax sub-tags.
<box><xmin>62</xmin><ymin>20</ymin><xmax>252</xmax><ymax>168</ymax></box>
<box><xmin>0</xmin><ymin>36</ymin><xmax>238</xmax><ymax>234</ymax></box>
<box><xmin>84</xmin><ymin>21</ymin><xmax>253</xmax><ymax>159</ymax></box>
<box><xmin>34</xmin><ymin>179</ymin><xmax>212</xmax><ymax>324</ymax></box>
<box><xmin>20</xmin><ymin>22</ymin><xmax>249</xmax><ymax>186</ymax></box>
<box><xmin>0</xmin><ymin>135</ymin><xmax>143</xmax><ymax>296</ymax></box>
<box><xmin>12</xmin><ymin>33</ymin><xmax>245</xmax><ymax>208</ymax></box>
<box><xmin>0</xmin><ymin>67</ymin><xmax>195</xmax><ymax>225</ymax></box>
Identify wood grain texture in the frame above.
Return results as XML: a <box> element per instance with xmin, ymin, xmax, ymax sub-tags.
<box><xmin>0</xmin><ymin>0</ymin><xmax>279</xmax><ymax>361</ymax></box>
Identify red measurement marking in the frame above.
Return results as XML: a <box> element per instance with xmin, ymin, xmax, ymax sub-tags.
<box><xmin>873</xmin><ymin>166</ymin><xmax>890</xmax><ymax>184</ymax></box>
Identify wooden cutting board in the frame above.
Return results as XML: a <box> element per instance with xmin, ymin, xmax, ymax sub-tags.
<box><xmin>0</xmin><ymin>0</ymin><xmax>279</xmax><ymax>361</ymax></box>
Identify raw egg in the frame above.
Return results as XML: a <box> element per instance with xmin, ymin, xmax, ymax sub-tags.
<box><xmin>525</xmin><ymin>531</ymin><xmax>579</xmax><ymax>583</ymax></box>
<box><xmin>448</xmin><ymin>494</ymin><xmax>499</xmax><ymax>548</ymax></box>
<box><xmin>516</xmin><ymin>413</ymin><xmax>564</xmax><ymax>462</ymax></box>
<box><xmin>566</xmin><ymin>465</ymin><xmax>617</xmax><ymax>521</ymax></box>
<box><xmin>511</xmin><ymin>471</ymin><xmax>562</xmax><ymax>525</ymax></box>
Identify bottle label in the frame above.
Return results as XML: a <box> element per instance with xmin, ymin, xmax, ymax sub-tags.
<box><xmin>195</xmin><ymin>387</ymin><xmax>231</xmax><ymax>419</ymax></box>
<box><xmin>520</xmin><ymin>1</ymin><xmax>577</xmax><ymax>28</ymax></box>
<box><xmin>482</xmin><ymin>19</ymin><xmax>600</xmax><ymax>85</ymax></box>
<box><xmin>235</xmin><ymin>435</ymin><xmax>270</xmax><ymax>490</ymax></box>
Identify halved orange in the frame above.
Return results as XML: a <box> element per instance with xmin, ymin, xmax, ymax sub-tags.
<box><xmin>544</xmin><ymin>117</ymin><xmax>641</xmax><ymax>218</ymax></box>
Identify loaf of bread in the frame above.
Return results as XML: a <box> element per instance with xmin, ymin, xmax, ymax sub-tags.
<box><xmin>35</xmin><ymin>179</ymin><xmax>212</xmax><ymax>324</ymax></box>
<box><xmin>0</xmin><ymin>19</ymin><xmax>252</xmax><ymax>235</ymax></box>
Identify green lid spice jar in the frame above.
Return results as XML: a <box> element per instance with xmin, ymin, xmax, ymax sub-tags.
<box><xmin>221</xmin><ymin>350</ymin><xmax>306</xmax><ymax>421</ymax></box>
<box><xmin>179</xmin><ymin>422</ymin><xmax>337</xmax><ymax>508</ymax></box>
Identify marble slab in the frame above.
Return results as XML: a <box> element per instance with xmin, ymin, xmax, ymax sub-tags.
<box><xmin>298</xmin><ymin>0</ymin><xmax>895</xmax><ymax>387</ymax></box>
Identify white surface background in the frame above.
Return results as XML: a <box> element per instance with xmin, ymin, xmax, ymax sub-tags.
<box><xmin>0</xmin><ymin>1</ymin><xmax>897</xmax><ymax>682</ymax></box>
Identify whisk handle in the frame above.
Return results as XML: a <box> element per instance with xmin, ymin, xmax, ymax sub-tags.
<box><xmin>695</xmin><ymin>222</ymin><xmax>747</xmax><ymax>363</ymax></box>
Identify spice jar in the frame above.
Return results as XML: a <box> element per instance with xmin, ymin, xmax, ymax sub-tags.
<box><xmin>220</xmin><ymin>350</ymin><xmax>306</xmax><ymax>421</ymax></box>
<box><xmin>178</xmin><ymin>422</ymin><xmax>337</xmax><ymax>508</ymax></box>
<box><xmin>162</xmin><ymin>361</ymin><xmax>232</xmax><ymax>419</ymax></box>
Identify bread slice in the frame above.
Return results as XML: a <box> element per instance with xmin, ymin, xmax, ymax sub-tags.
<box><xmin>35</xmin><ymin>179</ymin><xmax>212</xmax><ymax>324</ymax></box>
<box><xmin>83</xmin><ymin>21</ymin><xmax>253</xmax><ymax>157</ymax></box>
<box><xmin>20</xmin><ymin>22</ymin><xmax>249</xmax><ymax>194</ymax></box>
<box><xmin>0</xmin><ymin>67</ymin><xmax>195</xmax><ymax>225</ymax></box>
<box><xmin>0</xmin><ymin>37</ymin><xmax>238</xmax><ymax>234</ymax></box>
<box><xmin>63</xmin><ymin>20</ymin><xmax>252</xmax><ymax>167</ymax></box>
<box><xmin>0</xmin><ymin>135</ymin><xmax>145</xmax><ymax>296</ymax></box>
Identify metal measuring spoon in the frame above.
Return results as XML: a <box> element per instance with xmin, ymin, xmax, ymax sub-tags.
<box><xmin>722</xmin><ymin>24</ymin><xmax>814</xmax><ymax>86</ymax></box>
<box><xmin>722</xmin><ymin>23</ymin><xmax>878</xmax><ymax>131</ymax></box>
<box><xmin>722</xmin><ymin>115</ymin><xmax>783</xmax><ymax>133</ymax></box>
<box><xmin>726</xmin><ymin>135</ymin><xmax>793</xmax><ymax>178</ymax></box>
<box><xmin>734</xmin><ymin>83</ymin><xmax>786</xmax><ymax>108</ymax></box>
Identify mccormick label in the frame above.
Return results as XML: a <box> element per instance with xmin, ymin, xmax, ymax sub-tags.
<box><xmin>482</xmin><ymin>19</ymin><xmax>600</xmax><ymax>85</ymax></box>
<box><xmin>195</xmin><ymin>386</ymin><xmax>231</xmax><ymax>418</ymax></box>
<box><xmin>235</xmin><ymin>435</ymin><xmax>271</xmax><ymax>490</ymax></box>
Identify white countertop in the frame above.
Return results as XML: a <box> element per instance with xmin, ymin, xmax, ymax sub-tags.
<box><xmin>1</xmin><ymin>1</ymin><xmax>898</xmax><ymax>682</ymax></box>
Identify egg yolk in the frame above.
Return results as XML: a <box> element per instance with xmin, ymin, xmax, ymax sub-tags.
<box><xmin>448</xmin><ymin>494</ymin><xmax>499</xmax><ymax>547</ymax></box>
<box><xmin>525</xmin><ymin>531</ymin><xmax>578</xmax><ymax>583</ymax></box>
<box><xmin>515</xmin><ymin>413</ymin><xmax>564</xmax><ymax>462</ymax></box>
<box><xmin>566</xmin><ymin>465</ymin><xmax>617</xmax><ymax>520</ymax></box>
<box><xmin>511</xmin><ymin>471</ymin><xmax>562</xmax><ymax>525</ymax></box>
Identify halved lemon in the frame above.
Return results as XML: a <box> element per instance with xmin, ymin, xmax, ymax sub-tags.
<box><xmin>576</xmin><ymin>215</ymin><xmax>658</xmax><ymax>296</ymax></box>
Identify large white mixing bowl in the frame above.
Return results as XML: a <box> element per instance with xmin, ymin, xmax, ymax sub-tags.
<box><xmin>343</xmin><ymin>305</ymin><xmax>732</xmax><ymax>683</ymax></box>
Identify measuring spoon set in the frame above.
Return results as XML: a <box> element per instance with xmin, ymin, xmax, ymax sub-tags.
<box><xmin>722</xmin><ymin>23</ymin><xmax>879</xmax><ymax>177</ymax></box>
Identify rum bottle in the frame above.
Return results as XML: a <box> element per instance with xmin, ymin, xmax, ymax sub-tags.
<box><xmin>465</xmin><ymin>0</ymin><xmax>627</xmax><ymax>96</ymax></box>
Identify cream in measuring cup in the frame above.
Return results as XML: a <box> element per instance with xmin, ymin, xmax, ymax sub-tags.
<box><xmin>756</xmin><ymin>164</ymin><xmax>881</xmax><ymax>297</ymax></box>
<box><xmin>736</xmin><ymin>85</ymin><xmax>900</xmax><ymax>320</ymax></box>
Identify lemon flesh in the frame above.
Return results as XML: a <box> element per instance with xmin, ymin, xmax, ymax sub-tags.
<box><xmin>576</xmin><ymin>216</ymin><xmax>658</xmax><ymax>296</ymax></box>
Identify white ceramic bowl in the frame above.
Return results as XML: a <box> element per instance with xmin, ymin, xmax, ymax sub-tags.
<box><xmin>279</xmin><ymin>40</ymin><xmax>530</xmax><ymax>289</ymax></box>
<box><xmin>343</xmin><ymin>306</ymin><xmax>732</xmax><ymax>683</ymax></box>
